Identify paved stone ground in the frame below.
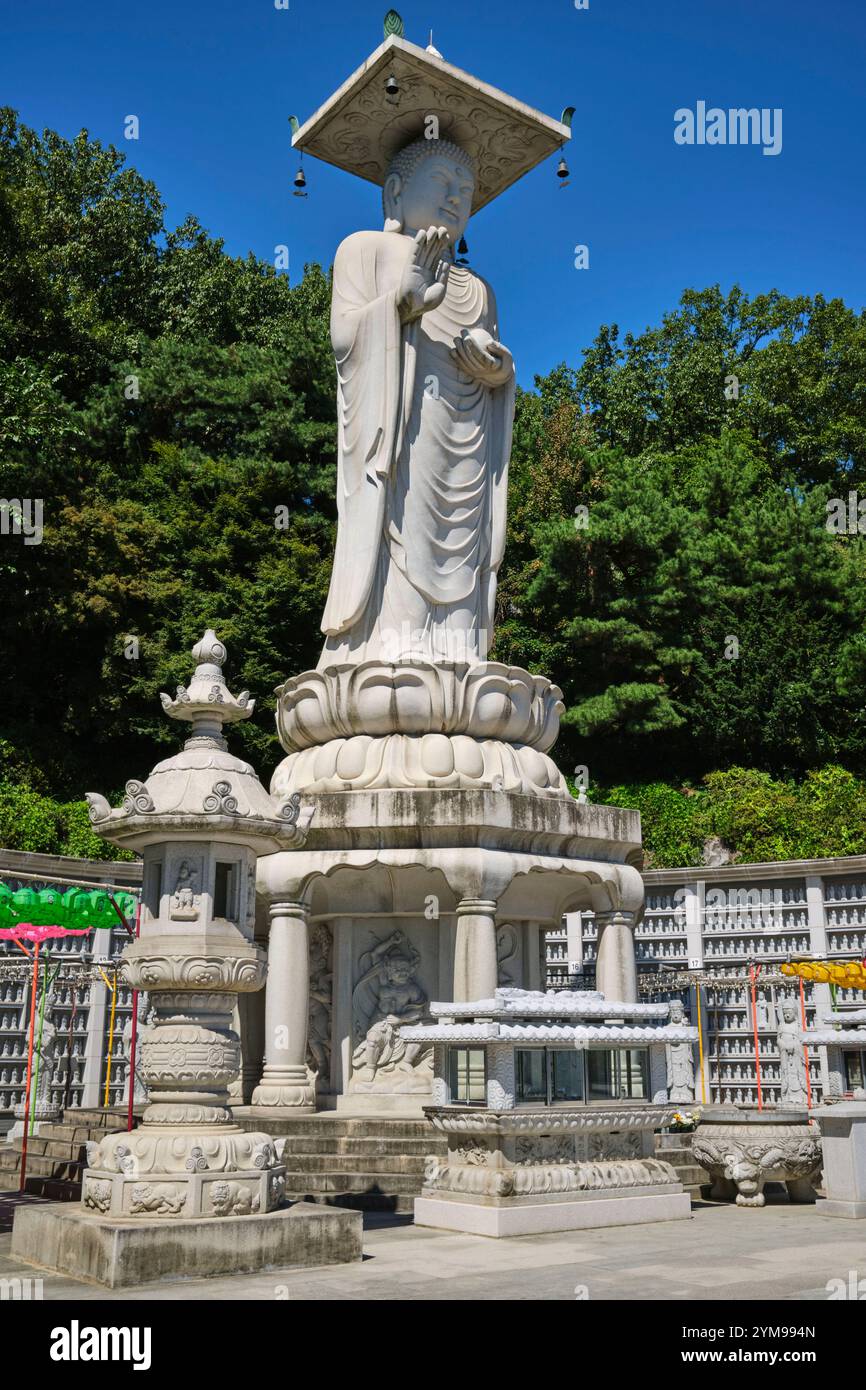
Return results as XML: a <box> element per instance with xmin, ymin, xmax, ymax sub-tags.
<box><xmin>1</xmin><ymin>1197</ymin><xmax>864</xmax><ymax>1300</ymax></box>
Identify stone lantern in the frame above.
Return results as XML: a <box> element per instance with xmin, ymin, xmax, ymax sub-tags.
<box><xmin>78</xmin><ymin>630</ymin><xmax>312</xmax><ymax>1219</ymax></box>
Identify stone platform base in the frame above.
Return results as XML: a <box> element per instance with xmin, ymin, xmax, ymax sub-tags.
<box><xmin>815</xmin><ymin>1197</ymin><xmax>866</xmax><ymax>1219</ymax></box>
<box><xmin>414</xmin><ymin>1186</ymin><xmax>692</xmax><ymax>1237</ymax></box>
<box><xmin>336</xmin><ymin>1093</ymin><xmax>428</xmax><ymax>1116</ymax></box>
<box><xmin>11</xmin><ymin>1200</ymin><xmax>362</xmax><ymax>1288</ymax></box>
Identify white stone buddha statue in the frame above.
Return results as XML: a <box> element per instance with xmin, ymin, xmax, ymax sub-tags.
<box><xmin>318</xmin><ymin>137</ymin><xmax>516</xmax><ymax>671</ymax></box>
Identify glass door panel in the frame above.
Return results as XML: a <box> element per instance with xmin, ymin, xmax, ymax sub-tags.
<box><xmin>552</xmin><ymin>1049</ymin><xmax>585</xmax><ymax>1102</ymax></box>
<box><xmin>516</xmin><ymin>1049</ymin><xmax>547</xmax><ymax>1102</ymax></box>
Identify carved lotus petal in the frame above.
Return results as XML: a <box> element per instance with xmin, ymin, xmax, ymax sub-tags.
<box><xmin>275</xmin><ymin>661</ymin><xmax>563</xmax><ymax>754</ymax></box>
<box><xmin>420</xmin><ymin>733</ymin><xmax>454</xmax><ymax>779</ymax></box>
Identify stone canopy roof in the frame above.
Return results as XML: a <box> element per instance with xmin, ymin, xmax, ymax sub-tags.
<box><xmin>401</xmin><ymin>987</ymin><xmax>699</xmax><ymax>1046</ymax></box>
<box><xmin>293</xmin><ymin>34</ymin><xmax>572</xmax><ymax>214</ymax></box>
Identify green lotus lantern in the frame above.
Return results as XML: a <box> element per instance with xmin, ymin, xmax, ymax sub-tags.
<box><xmin>61</xmin><ymin>886</ymin><xmax>87</xmax><ymax>929</ymax></box>
<box><xmin>0</xmin><ymin>883</ymin><xmax>13</xmax><ymax>929</ymax></box>
<box><xmin>11</xmin><ymin>887</ymin><xmax>37</xmax><ymax>925</ymax></box>
<box><xmin>84</xmin><ymin>890</ymin><xmax>115</xmax><ymax>930</ymax></box>
<box><xmin>36</xmin><ymin>887</ymin><xmax>63</xmax><ymax>926</ymax></box>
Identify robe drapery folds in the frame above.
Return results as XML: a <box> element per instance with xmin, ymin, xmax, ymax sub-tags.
<box><xmin>319</xmin><ymin>229</ymin><xmax>515</xmax><ymax>669</ymax></box>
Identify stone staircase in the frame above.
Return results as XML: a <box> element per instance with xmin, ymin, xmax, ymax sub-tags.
<box><xmin>236</xmin><ymin>1113</ymin><xmax>446</xmax><ymax>1214</ymax></box>
<box><xmin>655</xmin><ymin>1130</ymin><xmax>706</xmax><ymax>1198</ymax></box>
<box><xmin>1</xmin><ymin>1110</ymin><xmax>707</xmax><ymax>1211</ymax></box>
<box><xmin>0</xmin><ymin>1107</ymin><xmax>135</xmax><ymax>1200</ymax></box>
<box><xmin>1</xmin><ymin>1108</ymin><xmax>445</xmax><ymax>1213</ymax></box>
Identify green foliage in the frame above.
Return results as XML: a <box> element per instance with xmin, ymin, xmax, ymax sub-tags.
<box><xmin>573</xmin><ymin>286</ymin><xmax>866</xmax><ymax>490</ymax></box>
<box><xmin>594</xmin><ymin>765</ymin><xmax>866</xmax><ymax>868</ymax></box>
<box><xmin>0</xmin><ymin>767</ymin><xmax>133</xmax><ymax>860</ymax></box>
<box><xmin>0</xmin><ymin>782</ymin><xmax>63</xmax><ymax>855</ymax></box>
<box><xmin>2</xmin><ymin>695</ymin><xmax>131</xmax><ymax>862</ymax></box>
<box><xmin>0</xmin><ymin>109</ymin><xmax>336</xmax><ymax>796</ymax></box>
<box><xmin>498</xmin><ymin>418</ymin><xmax>866</xmax><ymax>785</ymax></box>
<box><xmin>596</xmin><ymin>781</ymin><xmax>707</xmax><ymax>869</ymax></box>
<box><xmin>59</xmin><ymin>800</ymin><xmax>136</xmax><ymax>862</ymax></box>
<box><xmin>702</xmin><ymin>765</ymin><xmax>866</xmax><ymax>863</ymax></box>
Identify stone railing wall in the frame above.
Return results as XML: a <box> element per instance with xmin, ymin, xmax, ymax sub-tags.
<box><xmin>545</xmin><ymin>854</ymin><xmax>866</xmax><ymax>1107</ymax></box>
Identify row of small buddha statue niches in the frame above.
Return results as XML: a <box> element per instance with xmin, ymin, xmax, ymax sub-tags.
<box><xmin>0</xmin><ymin>889</ymin><xmax>135</xmax><ymax>1110</ymax></box>
<box><xmin>825</xmin><ymin>880</ymin><xmax>866</xmax><ymax>952</ymax></box>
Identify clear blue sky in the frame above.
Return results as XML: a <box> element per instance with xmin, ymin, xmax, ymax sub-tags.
<box><xmin>3</xmin><ymin>0</ymin><xmax>863</xmax><ymax>387</ymax></box>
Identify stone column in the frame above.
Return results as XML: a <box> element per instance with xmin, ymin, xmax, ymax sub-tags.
<box><xmin>565</xmin><ymin>912</ymin><xmax>582</xmax><ymax>978</ymax></box>
<box><xmin>595</xmin><ymin>910</ymin><xmax>637</xmax><ymax>1004</ymax></box>
<box><xmin>453</xmin><ymin>898</ymin><xmax>498</xmax><ymax>1002</ymax></box>
<box><xmin>683</xmin><ymin>881</ymin><xmax>704</xmax><ymax>972</ymax></box>
<box><xmin>524</xmin><ymin>921</ymin><xmax>543</xmax><ymax>991</ymax></box>
<box><xmin>813</xmin><ymin>1103</ymin><xmax>866</xmax><ymax>1219</ymax></box>
<box><xmin>251</xmin><ymin>902</ymin><xmax>316</xmax><ymax>1110</ymax></box>
<box><xmin>806</xmin><ymin>873</ymin><xmax>832</xmax><ymax>1099</ymax></box>
<box><xmin>237</xmin><ymin>989</ymin><xmax>265</xmax><ymax>1104</ymax></box>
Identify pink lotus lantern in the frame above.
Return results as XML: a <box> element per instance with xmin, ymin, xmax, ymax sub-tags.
<box><xmin>0</xmin><ymin>925</ymin><xmax>93</xmax><ymax>944</ymax></box>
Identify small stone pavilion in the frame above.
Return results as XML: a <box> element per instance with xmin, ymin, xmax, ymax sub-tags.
<box><xmin>802</xmin><ymin>1009</ymin><xmax>866</xmax><ymax>1097</ymax></box>
<box><xmin>401</xmin><ymin>986</ymin><xmax>698</xmax><ymax>1235</ymax></box>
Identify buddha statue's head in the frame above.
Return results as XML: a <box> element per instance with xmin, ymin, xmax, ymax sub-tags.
<box><xmin>383</xmin><ymin>138</ymin><xmax>476</xmax><ymax>242</ymax></box>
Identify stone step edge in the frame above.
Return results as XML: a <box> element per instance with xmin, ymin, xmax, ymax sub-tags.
<box><xmin>278</xmin><ymin>1139</ymin><xmax>444</xmax><ymax>1155</ymax></box>
<box><xmin>279</xmin><ymin>1155</ymin><xmax>437</xmax><ymax>1167</ymax></box>
<box><xmin>283</xmin><ymin>1172</ymin><xmax>423</xmax><ymax>1192</ymax></box>
<box><xmin>292</xmin><ymin>1194</ymin><xmax>416</xmax><ymax>1212</ymax></box>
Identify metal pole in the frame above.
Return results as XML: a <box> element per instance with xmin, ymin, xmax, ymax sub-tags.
<box><xmin>695</xmin><ymin>982</ymin><xmax>707</xmax><ymax>1105</ymax></box>
<box><xmin>0</xmin><ymin>868</ymin><xmax>139</xmax><ymax>892</ymax></box>
<box><xmin>750</xmin><ymin>962</ymin><xmax>764</xmax><ymax>1112</ymax></box>
<box><xmin>103</xmin><ymin>968</ymin><xmax>118</xmax><ymax>1108</ymax></box>
<box><xmin>64</xmin><ymin>982</ymin><xmax>77</xmax><ymax>1113</ymax></box>
<box><xmin>29</xmin><ymin>956</ymin><xmax>50</xmax><ymax>1138</ymax></box>
<box><xmin>19</xmin><ymin>942</ymin><xmax>40</xmax><ymax>1193</ymax></box>
<box><xmin>799</xmin><ymin>974</ymin><xmax>813</xmax><ymax>1109</ymax></box>
<box><xmin>126</xmin><ymin>898</ymin><xmax>142</xmax><ymax>1130</ymax></box>
<box><xmin>107</xmin><ymin>892</ymin><xmax>136</xmax><ymax>938</ymax></box>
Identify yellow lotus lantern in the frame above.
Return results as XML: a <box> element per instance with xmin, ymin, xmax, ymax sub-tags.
<box><xmin>782</xmin><ymin>959</ymin><xmax>866</xmax><ymax>990</ymax></box>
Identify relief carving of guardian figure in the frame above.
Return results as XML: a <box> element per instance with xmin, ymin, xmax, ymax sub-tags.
<box><xmin>350</xmin><ymin>930</ymin><xmax>431</xmax><ymax>1094</ymax></box>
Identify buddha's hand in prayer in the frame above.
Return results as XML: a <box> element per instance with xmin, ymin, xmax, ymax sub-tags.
<box><xmin>451</xmin><ymin>329</ymin><xmax>514</xmax><ymax>388</ymax></box>
<box><xmin>398</xmin><ymin>226</ymin><xmax>452</xmax><ymax>323</ymax></box>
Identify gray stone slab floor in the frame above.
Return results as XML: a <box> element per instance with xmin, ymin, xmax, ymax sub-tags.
<box><xmin>1</xmin><ymin>1200</ymin><xmax>864</xmax><ymax>1301</ymax></box>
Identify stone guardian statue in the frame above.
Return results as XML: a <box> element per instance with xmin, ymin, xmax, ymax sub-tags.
<box><xmin>665</xmin><ymin>999</ymin><xmax>696</xmax><ymax>1103</ymax></box>
<box><xmin>777</xmin><ymin>999</ymin><xmax>809</xmax><ymax>1107</ymax></box>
